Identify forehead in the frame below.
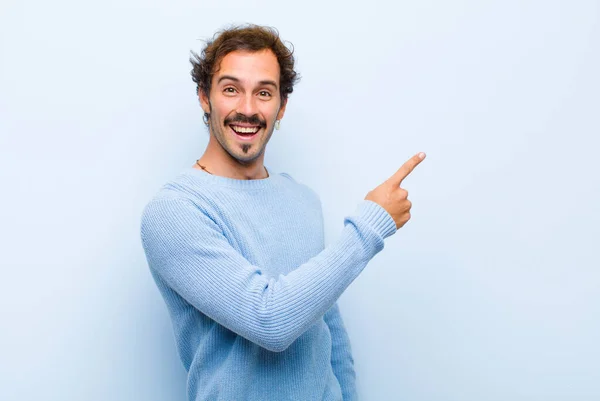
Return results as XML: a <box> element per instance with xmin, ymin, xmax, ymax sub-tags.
<box><xmin>214</xmin><ymin>49</ymin><xmax>280</xmax><ymax>86</ymax></box>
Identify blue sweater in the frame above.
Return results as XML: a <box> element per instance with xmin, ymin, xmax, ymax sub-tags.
<box><xmin>140</xmin><ymin>166</ymin><xmax>397</xmax><ymax>400</ymax></box>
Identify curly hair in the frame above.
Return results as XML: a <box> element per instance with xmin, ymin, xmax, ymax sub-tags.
<box><xmin>190</xmin><ymin>24</ymin><xmax>300</xmax><ymax>107</ymax></box>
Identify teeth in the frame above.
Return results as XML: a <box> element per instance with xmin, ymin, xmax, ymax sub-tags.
<box><xmin>231</xmin><ymin>125</ymin><xmax>259</xmax><ymax>134</ymax></box>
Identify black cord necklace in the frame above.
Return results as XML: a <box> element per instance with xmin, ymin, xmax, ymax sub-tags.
<box><xmin>195</xmin><ymin>159</ymin><xmax>269</xmax><ymax>178</ymax></box>
<box><xmin>196</xmin><ymin>159</ymin><xmax>213</xmax><ymax>174</ymax></box>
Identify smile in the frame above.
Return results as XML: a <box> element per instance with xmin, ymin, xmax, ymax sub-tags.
<box><xmin>229</xmin><ymin>124</ymin><xmax>261</xmax><ymax>141</ymax></box>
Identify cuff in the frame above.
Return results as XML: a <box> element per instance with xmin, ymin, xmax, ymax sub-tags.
<box><xmin>354</xmin><ymin>200</ymin><xmax>397</xmax><ymax>240</ymax></box>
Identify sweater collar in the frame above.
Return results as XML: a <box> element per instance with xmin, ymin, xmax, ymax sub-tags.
<box><xmin>182</xmin><ymin>165</ymin><xmax>280</xmax><ymax>190</ymax></box>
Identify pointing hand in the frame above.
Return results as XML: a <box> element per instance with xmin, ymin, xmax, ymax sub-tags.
<box><xmin>364</xmin><ymin>152</ymin><xmax>426</xmax><ymax>229</ymax></box>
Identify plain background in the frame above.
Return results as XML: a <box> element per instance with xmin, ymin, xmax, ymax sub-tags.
<box><xmin>1</xmin><ymin>0</ymin><xmax>599</xmax><ymax>400</ymax></box>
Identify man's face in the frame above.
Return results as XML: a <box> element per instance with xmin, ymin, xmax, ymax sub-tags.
<box><xmin>199</xmin><ymin>49</ymin><xmax>287</xmax><ymax>164</ymax></box>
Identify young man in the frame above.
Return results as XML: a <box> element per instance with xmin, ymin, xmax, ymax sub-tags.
<box><xmin>140</xmin><ymin>24</ymin><xmax>425</xmax><ymax>401</ymax></box>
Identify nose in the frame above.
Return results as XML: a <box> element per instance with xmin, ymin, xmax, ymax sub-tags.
<box><xmin>237</xmin><ymin>93</ymin><xmax>259</xmax><ymax>118</ymax></box>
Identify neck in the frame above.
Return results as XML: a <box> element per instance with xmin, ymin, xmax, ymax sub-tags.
<box><xmin>194</xmin><ymin>139</ymin><xmax>269</xmax><ymax>180</ymax></box>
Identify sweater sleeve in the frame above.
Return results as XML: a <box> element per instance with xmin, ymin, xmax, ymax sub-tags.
<box><xmin>140</xmin><ymin>197</ymin><xmax>396</xmax><ymax>352</ymax></box>
<box><xmin>323</xmin><ymin>302</ymin><xmax>358</xmax><ymax>401</ymax></box>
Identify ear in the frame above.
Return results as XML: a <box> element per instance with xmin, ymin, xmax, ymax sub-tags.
<box><xmin>198</xmin><ymin>88</ymin><xmax>211</xmax><ymax>115</ymax></box>
<box><xmin>276</xmin><ymin>97</ymin><xmax>288</xmax><ymax>120</ymax></box>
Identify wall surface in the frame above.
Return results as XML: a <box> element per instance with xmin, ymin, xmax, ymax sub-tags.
<box><xmin>1</xmin><ymin>0</ymin><xmax>598</xmax><ymax>399</ymax></box>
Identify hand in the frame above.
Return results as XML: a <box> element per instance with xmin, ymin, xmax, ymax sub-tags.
<box><xmin>364</xmin><ymin>152</ymin><xmax>426</xmax><ymax>229</ymax></box>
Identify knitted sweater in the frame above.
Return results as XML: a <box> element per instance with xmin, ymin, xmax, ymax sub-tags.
<box><xmin>140</xmin><ymin>166</ymin><xmax>397</xmax><ymax>401</ymax></box>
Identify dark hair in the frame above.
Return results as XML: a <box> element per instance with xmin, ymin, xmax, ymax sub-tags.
<box><xmin>190</xmin><ymin>24</ymin><xmax>300</xmax><ymax>108</ymax></box>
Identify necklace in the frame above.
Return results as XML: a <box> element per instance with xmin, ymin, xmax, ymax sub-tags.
<box><xmin>196</xmin><ymin>159</ymin><xmax>213</xmax><ymax>174</ymax></box>
<box><xmin>196</xmin><ymin>159</ymin><xmax>269</xmax><ymax>178</ymax></box>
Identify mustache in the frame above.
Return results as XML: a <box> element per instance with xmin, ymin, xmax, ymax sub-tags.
<box><xmin>224</xmin><ymin>113</ymin><xmax>267</xmax><ymax>128</ymax></box>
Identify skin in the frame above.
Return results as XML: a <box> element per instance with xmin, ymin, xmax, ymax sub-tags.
<box><xmin>365</xmin><ymin>152</ymin><xmax>426</xmax><ymax>229</ymax></box>
<box><xmin>194</xmin><ymin>49</ymin><xmax>287</xmax><ymax>180</ymax></box>
<box><xmin>193</xmin><ymin>48</ymin><xmax>426</xmax><ymax>228</ymax></box>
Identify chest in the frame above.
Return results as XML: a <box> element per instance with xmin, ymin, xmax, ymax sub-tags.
<box><xmin>211</xmin><ymin>189</ymin><xmax>325</xmax><ymax>276</ymax></box>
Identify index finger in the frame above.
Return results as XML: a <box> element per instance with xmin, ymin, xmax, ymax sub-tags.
<box><xmin>387</xmin><ymin>152</ymin><xmax>426</xmax><ymax>187</ymax></box>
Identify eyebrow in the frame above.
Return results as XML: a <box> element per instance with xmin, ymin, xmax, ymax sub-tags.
<box><xmin>217</xmin><ymin>75</ymin><xmax>278</xmax><ymax>89</ymax></box>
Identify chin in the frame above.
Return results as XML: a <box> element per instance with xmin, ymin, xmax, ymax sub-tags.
<box><xmin>226</xmin><ymin>146</ymin><xmax>264</xmax><ymax>164</ymax></box>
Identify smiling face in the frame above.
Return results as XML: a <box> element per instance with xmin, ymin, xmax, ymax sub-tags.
<box><xmin>199</xmin><ymin>49</ymin><xmax>287</xmax><ymax>164</ymax></box>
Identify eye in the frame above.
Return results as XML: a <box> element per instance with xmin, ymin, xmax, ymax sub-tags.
<box><xmin>223</xmin><ymin>87</ymin><xmax>237</xmax><ymax>94</ymax></box>
<box><xmin>258</xmin><ymin>90</ymin><xmax>272</xmax><ymax>98</ymax></box>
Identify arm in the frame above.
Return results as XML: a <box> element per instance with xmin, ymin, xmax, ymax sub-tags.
<box><xmin>324</xmin><ymin>302</ymin><xmax>358</xmax><ymax>401</ymax></box>
<box><xmin>140</xmin><ymin>197</ymin><xmax>395</xmax><ymax>352</ymax></box>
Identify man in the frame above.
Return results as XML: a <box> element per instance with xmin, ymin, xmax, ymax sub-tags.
<box><xmin>140</xmin><ymin>24</ymin><xmax>425</xmax><ymax>401</ymax></box>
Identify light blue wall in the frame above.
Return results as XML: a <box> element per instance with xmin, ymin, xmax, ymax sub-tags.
<box><xmin>1</xmin><ymin>0</ymin><xmax>598</xmax><ymax>399</ymax></box>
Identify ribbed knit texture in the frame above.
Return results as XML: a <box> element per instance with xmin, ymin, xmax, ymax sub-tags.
<box><xmin>140</xmin><ymin>166</ymin><xmax>397</xmax><ymax>401</ymax></box>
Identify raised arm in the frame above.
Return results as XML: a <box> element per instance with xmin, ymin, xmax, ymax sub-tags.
<box><xmin>141</xmin><ymin>198</ymin><xmax>396</xmax><ymax>352</ymax></box>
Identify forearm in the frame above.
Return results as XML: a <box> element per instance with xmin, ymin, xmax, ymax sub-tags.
<box><xmin>141</xmin><ymin>198</ymin><xmax>395</xmax><ymax>352</ymax></box>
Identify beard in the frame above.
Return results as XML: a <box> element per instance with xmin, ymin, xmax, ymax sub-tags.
<box><xmin>209</xmin><ymin>112</ymin><xmax>275</xmax><ymax>165</ymax></box>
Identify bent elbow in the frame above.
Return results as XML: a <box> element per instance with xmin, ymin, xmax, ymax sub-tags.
<box><xmin>260</xmin><ymin>337</ymin><xmax>294</xmax><ymax>353</ymax></box>
<box><xmin>253</xmin><ymin>330</ymin><xmax>298</xmax><ymax>353</ymax></box>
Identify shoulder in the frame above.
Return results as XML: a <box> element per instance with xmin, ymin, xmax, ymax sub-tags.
<box><xmin>140</xmin><ymin>194</ymin><xmax>224</xmax><ymax>252</ymax></box>
<box><xmin>277</xmin><ymin>171</ymin><xmax>322</xmax><ymax>207</ymax></box>
<box><xmin>143</xmin><ymin>167</ymin><xmax>226</xmax><ymax>209</ymax></box>
<box><xmin>140</xmin><ymin>172</ymin><xmax>219</xmax><ymax>234</ymax></box>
